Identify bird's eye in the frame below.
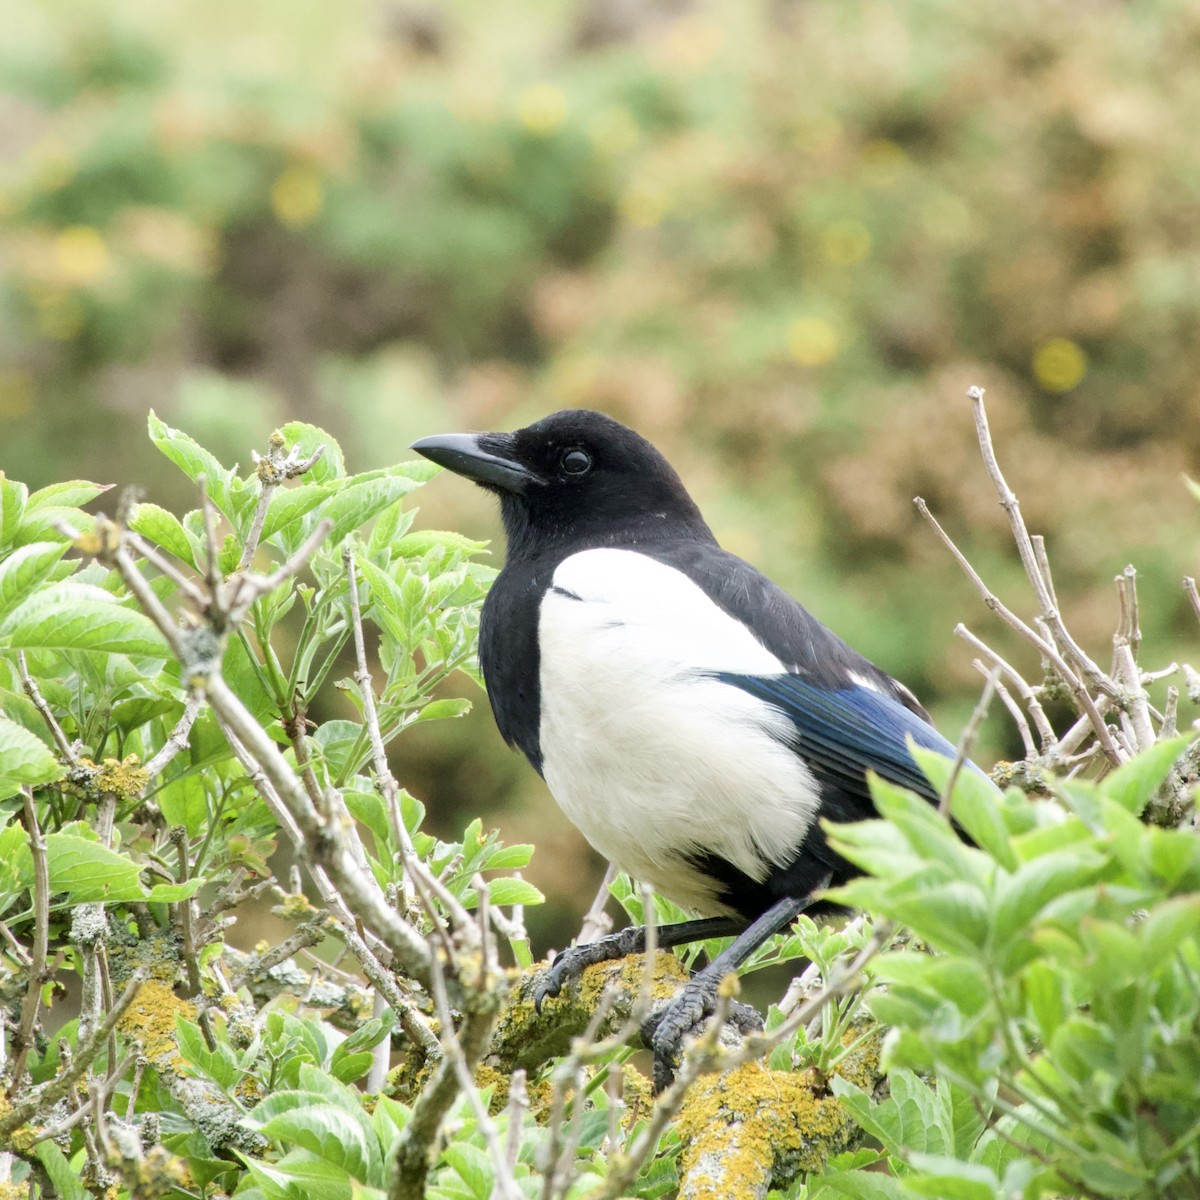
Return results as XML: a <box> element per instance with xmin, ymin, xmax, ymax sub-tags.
<box><xmin>561</xmin><ymin>449</ymin><xmax>592</xmax><ymax>476</ymax></box>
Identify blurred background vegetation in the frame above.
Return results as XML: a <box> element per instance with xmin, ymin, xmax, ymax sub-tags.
<box><xmin>3</xmin><ymin>0</ymin><xmax>1198</xmax><ymax>947</ymax></box>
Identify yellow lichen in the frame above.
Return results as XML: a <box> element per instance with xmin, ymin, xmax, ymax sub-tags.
<box><xmin>116</xmin><ymin>980</ymin><xmax>197</xmax><ymax>1072</ymax></box>
<box><xmin>273</xmin><ymin>891</ymin><xmax>318</xmax><ymax>920</ymax></box>
<box><xmin>676</xmin><ymin>1060</ymin><xmax>860</xmax><ymax>1199</ymax></box>
<box><xmin>0</xmin><ymin>1182</ymin><xmax>30</xmax><ymax>1200</ymax></box>
<box><xmin>61</xmin><ymin>754</ymin><xmax>149</xmax><ymax>803</ymax></box>
<box><xmin>578</xmin><ymin>951</ymin><xmax>690</xmax><ymax>1012</ymax></box>
<box><xmin>107</xmin><ymin>932</ymin><xmax>182</xmax><ymax>985</ymax></box>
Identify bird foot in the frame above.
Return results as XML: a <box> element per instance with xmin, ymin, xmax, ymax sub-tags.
<box><xmin>533</xmin><ymin>927</ymin><xmax>646</xmax><ymax>1012</ymax></box>
<box><xmin>641</xmin><ymin>977</ymin><xmax>763</xmax><ymax>1092</ymax></box>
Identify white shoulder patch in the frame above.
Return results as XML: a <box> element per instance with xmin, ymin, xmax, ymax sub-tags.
<box><xmin>550</xmin><ymin>547</ymin><xmax>783</xmax><ymax>675</ymax></box>
<box><xmin>538</xmin><ymin>548</ymin><xmax>820</xmax><ymax>918</ymax></box>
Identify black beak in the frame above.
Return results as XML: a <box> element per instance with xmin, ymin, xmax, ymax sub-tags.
<box><xmin>410</xmin><ymin>432</ymin><xmax>540</xmax><ymax>494</ymax></box>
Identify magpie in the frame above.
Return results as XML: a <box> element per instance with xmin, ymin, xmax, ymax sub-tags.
<box><xmin>413</xmin><ymin>409</ymin><xmax>972</xmax><ymax>1088</ymax></box>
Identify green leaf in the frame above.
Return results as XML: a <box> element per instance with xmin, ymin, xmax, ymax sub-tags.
<box><xmin>0</xmin><ymin>713</ymin><xmax>64</xmax><ymax>800</ymax></box>
<box><xmin>12</xmin><ymin>505</ymin><xmax>93</xmax><ymax>547</ymax></box>
<box><xmin>1022</xmin><ymin>959</ymin><xmax>1067</xmax><ymax>1042</ymax></box>
<box><xmin>0</xmin><ymin>473</ymin><xmax>29</xmax><ymax>549</ymax></box>
<box><xmin>442</xmin><ymin>1143</ymin><xmax>493</xmax><ymax>1200</ymax></box>
<box><xmin>147</xmin><ymin>410</ymin><xmax>236</xmax><ymax>519</ymax></box>
<box><xmin>0</xmin><ymin>584</ymin><xmax>170</xmax><ymax>657</ymax></box>
<box><xmin>36</xmin><ymin>1142</ymin><xmax>87</xmax><ymax>1200</ymax></box>
<box><xmin>26</xmin><ymin>480</ymin><xmax>111</xmax><ymax>512</ymax></box>
<box><xmin>176</xmin><ymin>1015</ymin><xmax>239</xmax><ymax>1088</ymax></box>
<box><xmin>911</xmin><ymin>746</ymin><xmax>1016</xmax><ymax>872</ymax></box>
<box><xmin>322</xmin><ymin>476</ymin><xmax>423</xmax><ymax>546</ymax></box>
<box><xmin>991</xmin><ymin>847</ymin><xmax>1107</xmax><ymax>953</ymax></box>
<box><xmin>414</xmin><ymin>698</ymin><xmax>472</xmax><ymax>723</ymax></box>
<box><xmin>393</xmin><ymin>530</ymin><xmax>489</xmax><ymax>559</ymax></box>
<box><xmin>1100</xmin><ymin>736</ymin><xmax>1192</xmax><ymax>814</ymax></box>
<box><xmin>12</xmin><ymin>831</ymin><xmax>146</xmax><ymax>903</ymax></box>
<box><xmin>329</xmin><ymin>1050</ymin><xmax>375</xmax><ymax>1084</ymax></box>
<box><xmin>157</xmin><ymin>769</ymin><xmax>209</xmax><ymax>836</ymax></box>
<box><xmin>146</xmin><ymin>879</ymin><xmax>205</xmax><ymax>903</ymax></box>
<box><xmin>261</xmin><ymin>483</ymin><xmax>333</xmax><ymax>543</ymax></box>
<box><xmin>276</xmin><ymin>422</ymin><xmax>346</xmax><ymax>484</ymax></box>
<box><xmin>243</xmin><ymin>1156</ymin><xmax>354</xmax><ymax>1200</ymax></box>
<box><xmin>485</xmin><ymin>878</ymin><xmax>544</xmax><ymax>907</ymax></box>
<box><xmin>809</xmin><ymin>1172</ymin><xmax>912</xmax><ymax>1199</ymax></box>
<box><xmin>0</xmin><ymin>542</ymin><xmax>70</xmax><ymax>617</ymax></box>
<box><xmin>256</xmin><ymin>1102</ymin><xmax>382</xmax><ymax>1185</ymax></box>
<box><xmin>1138</xmin><ymin>893</ymin><xmax>1200</xmax><ymax>973</ymax></box>
<box><xmin>903</xmin><ymin>1157</ymin><xmax>1000</xmax><ymax>1199</ymax></box>
<box><xmin>129</xmin><ymin>502</ymin><xmax>198</xmax><ymax>566</ymax></box>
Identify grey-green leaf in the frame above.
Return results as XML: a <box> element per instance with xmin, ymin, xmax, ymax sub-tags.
<box><xmin>0</xmin><ymin>715</ymin><xmax>64</xmax><ymax>800</ymax></box>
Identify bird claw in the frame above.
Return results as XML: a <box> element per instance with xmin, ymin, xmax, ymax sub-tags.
<box><xmin>533</xmin><ymin>932</ymin><xmax>640</xmax><ymax>1013</ymax></box>
<box><xmin>532</xmin><ymin>949</ymin><xmax>579</xmax><ymax>1012</ymax></box>
<box><xmin>641</xmin><ymin>978</ymin><xmax>763</xmax><ymax>1092</ymax></box>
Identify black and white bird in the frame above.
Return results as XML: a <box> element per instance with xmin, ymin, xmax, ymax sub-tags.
<box><xmin>413</xmin><ymin>409</ymin><xmax>970</xmax><ymax>1086</ymax></box>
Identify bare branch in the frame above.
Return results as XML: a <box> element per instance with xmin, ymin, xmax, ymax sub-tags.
<box><xmin>237</xmin><ymin>436</ymin><xmax>326</xmax><ymax>573</ymax></box>
<box><xmin>17</xmin><ymin>652</ymin><xmax>78</xmax><ymax>765</ymax></box>
<box><xmin>126</xmin><ymin>532</ymin><xmax>207</xmax><ymax>610</ymax></box>
<box><xmin>206</xmin><ymin>674</ymin><xmax>434</xmax><ymax>987</ymax></box>
<box><xmin>1185</xmin><ymin>577</ymin><xmax>1200</xmax><ymax>625</ymax></box>
<box><xmin>577</xmin><ymin>864</ymin><xmax>618</xmax><ymax>945</ymax></box>
<box><xmin>0</xmin><ymin>970</ymin><xmax>147</xmax><ymax>1138</ymax></box>
<box><xmin>917</xmin><ymin>498</ymin><xmax>1120</xmax><ymax>766</ymax></box>
<box><xmin>9</xmin><ymin>788</ymin><xmax>52</xmax><ymax>1088</ymax></box>
<box><xmin>956</xmin><ymin>625</ymin><xmax>1056</xmax><ymax>753</ymax></box>
<box><xmin>141</xmin><ymin>691</ymin><xmax>204</xmax><ymax>781</ymax></box>
<box><xmin>966</xmin><ymin>387</ymin><xmax>1107</xmax><ymax>690</ymax></box>
<box><xmin>938</xmin><ymin>667</ymin><xmax>999</xmax><ymax>816</ymax></box>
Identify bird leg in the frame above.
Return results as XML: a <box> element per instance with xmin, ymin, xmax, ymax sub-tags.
<box><xmin>533</xmin><ymin>915</ymin><xmax>746</xmax><ymax>1012</ymax></box>
<box><xmin>642</xmin><ymin>889</ymin><xmax>826</xmax><ymax>1092</ymax></box>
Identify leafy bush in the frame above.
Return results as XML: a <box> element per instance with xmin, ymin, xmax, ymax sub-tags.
<box><xmin>0</xmin><ymin>411</ymin><xmax>1197</xmax><ymax>1200</ymax></box>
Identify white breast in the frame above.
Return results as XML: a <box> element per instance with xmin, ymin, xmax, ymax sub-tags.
<box><xmin>537</xmin><ymin>548</ymin><xmax>820</xmax><ymax>917</ymax></box>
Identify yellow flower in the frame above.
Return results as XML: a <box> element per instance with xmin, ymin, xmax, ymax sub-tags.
<box><xmin>54</xmin><ymin>226</ymin><xmax>110</xmax><ymax>286</ymax></box>
<box><xmin>787</xmin><ymin>318</ymin><xmax>839</xmax><ymax>366</ymax></box>
<box><xmin>589</xmin><ymin>106</ymin><xmax>639</xmax><ymax>157</ymax></box>
<box><xmin>860</xmin><ymin>139</ymin><xmax>908</xmax><ymax>187</ymax></box>
<box><xmin>517</xmin><ymin>84</ymin><xmax>568</xmax><ymax>137</ymax></box>
<box><xmin>620</xmin><ymin>182</ymin><xmax>671</xmax><ymax>228</ymax></box>
<box><xmin>270</xmin><ymin>166</ymin><xmax>323</xmax><ymax>228</ymax></box>
<box><xmin>0</xmin><ymin>371</ymin><xmax>34</xmax><ymax>419</ymax></box>
<box><xmin>1033</xmin><ymin>337</ymin><xmax>1087</xmax><ymax>392</ymax></box>
<box><xmin>821</xmin><ymin>220</ymin><xmax>872</xmax><ymax>266</ymax></box>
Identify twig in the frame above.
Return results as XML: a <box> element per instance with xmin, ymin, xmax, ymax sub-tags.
<box><xmin>0</xmin><ymin>970</ymin><xmax>147</xmax><ymax>1137</ymax></box>
<box><xmin>126</xmin><ymin>532</ymin><xmax>208</xmax><ymax>610</ymax></box>
<box><xmin>1112</xmin><ymin>571</ymin><xmax>1155</xmax><ymax>751</ymax></box>
<box><xmin>938</xmin><ymin>667</ymin><xmax>999</xmax><ymax>815</ymax></box>
<box><xmin>504</xmin><ymin>1069</ymin><xmax>529</xmax><ymax>1173</ymax></box>
<box><xmin>966</xmin><ymin>387</ymin><xmax>1107</xmax><ymax>691</ymax></box>
<box><xmin>1162</xmin><ymin>687</ymin><xmax>1179</xmax><ymax>738</ymax></box>
<box><xmin>975</xmin><ymin>663</ymin><xmax>1036</xmax><ymax>758</ymax></box>
<box><xmin>142</xmin><ymin>691</ymin><xmax>203</xmax><ymax>781</ymax></box>
<box><xmin>344</xmin><ymin>546</ymin><xmax>473</xmax><ymax>931</ymax></box>
<box><xmin>197</xmin><ymin>476</ymin><xmax>224</xmax><ymax>602</ymax></box>
<box><xmin>577</xmin><ymin>864</ymin><xmax>618</xmax><ymax>945</ymax></box>
<box><xmin>917</xmin><ymin>498</ymin><xmax>1120</xmax><ymax>766</ymax></box>
<box><xmin>390</xmin><ymin>965</ymin><xmax>506</xmax><ymax>1200</ymax></box>
<box><xmin>10</xmin><ymin>788</ymin><xmax>52</xmax><ymax>1088</ymax></box>
<box><xmin>207</xmin><ymin>682</ymin><xmax>434</xmax><ymax>986</ymax></box>
<box><xmin>229</xmin><ymin>520</ymin><xmax>333</xmax><ymax>621</ymax></box>
<box><xmin>1185</xmin><ymin>578</ymin><xmax>1200</xmax><ymax>626</ymax></box>
<box><xmin>592</xmin><ymin>988</ymin><xmax>734</xmax><ymax>1200</ymax></box>
<box><xmin>237</xmin><ymin>438</ymin><xmax>326</xmax><ymax>573</ymax></box>
<box><xmin>17</xmin><ymin>652</ymin><xmax>77</xmax><ymax>764</ymax></box>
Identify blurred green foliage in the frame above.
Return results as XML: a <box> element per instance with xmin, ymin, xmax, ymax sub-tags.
<box><xmin>3</xmin><ymin>0</ymin><xmax>1199</xmax><ymax>934</ymax></box>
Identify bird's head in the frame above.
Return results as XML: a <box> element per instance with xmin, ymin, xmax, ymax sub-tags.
<box><xmin>412</xmin><ymin>409</ymin><xmax>714</xmax><ymax>558</ymax></box>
